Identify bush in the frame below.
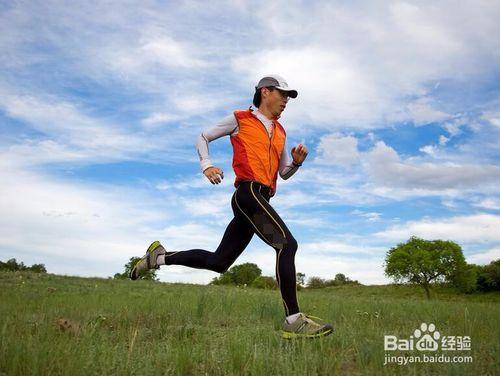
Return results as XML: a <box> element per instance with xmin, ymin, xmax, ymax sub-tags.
<box><xmin>251</xmin><ymin>276</ymin><xmax>278</xmax><ymax>289</ymax></box>
<box><xmin>307</xmin><ymin>277</ymin><xmax>327</xmax><ymax>289</ymax></box>
<box><xmin>210</xmin><ymin>263</ymin><xmax>262</xmax><ymax>286</ymax></box>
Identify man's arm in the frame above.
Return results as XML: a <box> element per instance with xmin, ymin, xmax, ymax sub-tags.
<box><xmin>279</xmin><ymin>140</ymin><xmax>308</xmax><ymax>180</ymax></box>
<box><xmin>196</xmin><ymin>114</ymin><xmax>238</xmax><ymax>184</ymax></box>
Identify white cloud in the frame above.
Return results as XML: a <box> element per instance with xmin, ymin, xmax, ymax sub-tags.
<box><xmin>315</xmin><ymin>133</ymin><xmax>359</xmax><ymax>166</ymax></box>
<box><xmin>172</xmin><ymin>93</ymin><xmax>222</xmax><ymax>113</ymax></box>
<box><xmin>351</xmin><ymin>210</ymin><xmax>382</xmax><ymax>222</ymax></box>
<box><xmin>179</xmin><ymin>192</ymin><xmax>234</xmax><ymax>223</ymax></box>
<box><xmin>231</xmin><ymin>47</ymin><xmax>389</xmax><ymax>130</ymax></box>
<box><xmin>363</xmin><ymin>141</ymin><xmax>500</xmax><ymax>191</ymax></box>
<box><xmin>482</xmin><ymin>110</ymin><xmax>500</xmax><ymax>128</ymax></box>
<box><xmin>232</xmin><ymin>1</ymin><xmax>500</xmax><ymax>130</ymax></box>
<box><xmin>473</xmin><ymin>198</ymin><xmax>500</xmax><ymax>211</ymax></box>
<box><xmin>407</xmin><ymin>97</ymin><xmax>450</xmax><ymax>125</ymax></box>
<box><xmin>375</xmin><ymin>213</ymin><xmax>500</xmax><ymax>244</ymax></box>
<box><xmin>466</xmin><ymin>247</ymin><xmax>500</xmax><ymax>265</ymax></box>
<box><xmin>141</xmin><ymin>112</ymin><xmax>182</xmax><ymax>128</ymax></box>
<box><xmin>301</xmin><ymin>240</ymin><xmax>385</xmax><ymax>256</ymax></box>
<box><xmin>0</xmin><ymin>90</ymin><xmax>161</xmax><ymax>165</ymax></box>
<box><xmin>439</xmin><ymin>135</ymin><xmax>449</xmax><ymax>145</ymax></box>
<box><xmin>419</xmin><ymin>145</ymin><xmax>438</xmax><ymax>156</ymax></box>
<box><xmin>159</xmin><ymin>223</ymin><xmax>223</xmax><ymax>252</ymax></box>
<box><xmin>0</xmin><ymin>164</ymin><xmax>170</xmax><ymax>277</ymax></box>
<box><xmin>139</xmin><ymin>31</ymin><xmax>207</xmax><ymax>70</ymax></box>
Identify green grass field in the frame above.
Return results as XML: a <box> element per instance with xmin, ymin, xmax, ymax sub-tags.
<box><xmin>1</xmin><ymin>271</ymin><xmax>498</xmax><ymax>375</ymax></box>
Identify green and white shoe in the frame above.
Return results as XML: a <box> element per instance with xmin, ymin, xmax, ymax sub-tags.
<box><xmin>282</xmin><ymin>313</ymin><xmax>333</xmax><ymax>339</ymax></box>
<box><xmin>129</xmin><ymin>241</ymin><xmax>166</xmax><ymax>280</ymax></box>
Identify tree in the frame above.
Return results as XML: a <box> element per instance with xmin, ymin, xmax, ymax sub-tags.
<box><xmin>474</xmin><ymin>259</ymin><xmax>500</xmax><ymax>292</ymax></box>
<box><xmin>211</xmin><ymin>263</ymin><xmax>262</xmax><ymax>286</ymax></box>
<box><xmin>334</xmin><ymin>273</ymin><xmax>347</xmax><ymax>283</ymax></box>
<box><xmin>385</xmin><ymin>236</ymin><xmax>468</xmax><ymax>299</ymax></box>
<box><xmin>29</xmin><ymin>264</ymin><xmax>47</xmax><ymax>273</ymax></box>
<box><xmin>450</xmin><ymin>263</ymin><xmax>477</xmax><ymax>293</ymax></box>
<box><xmin>210</xmin><ymin>272</ymin><xmax>234</xmax><ymax>285</ymax></box>
<box><xmin>231</xmin><ymin>263</ymin><xmax>262</xmax><ymax>285</ymax></box>
<box><xmin>296</xmin><ymin>272</ymin><xmax>306</xmax><ymax>287</ymax></box>
<box><xmin>115</xmin><ymin>257</ymin><xmax>157</xmax><ymax>281</ymax></box>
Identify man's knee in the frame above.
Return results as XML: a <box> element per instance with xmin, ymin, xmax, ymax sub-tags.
<box><xmin>211</xmin><ymin>259</ymin><xmax>232</xmax><ymax>273</ymax></box>
<box><xmin>279</xmin><ymin>235</ymin><xmax>297</xmax><ymax>253</ymax></box>
<box><xmin>287</xmin><ymin>236</ymin><xmax>298</xmax><ymax>252</ymax></box>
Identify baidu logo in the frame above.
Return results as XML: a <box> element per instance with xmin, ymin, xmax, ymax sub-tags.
<box><xmin>414</xmin><ymin>323</ymin><xmax>440</xmax><ymax>351</ymax></box>
<box><xmin>384</xmin><ymin>322</ymin><xmax>471</xmax><ymax>352</ymax></box>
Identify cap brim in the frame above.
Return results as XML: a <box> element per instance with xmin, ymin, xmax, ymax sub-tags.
<box><xmin>276</xmin><ymin>86</ymin><xmax>298</xmax><ymax>98</ymax></box>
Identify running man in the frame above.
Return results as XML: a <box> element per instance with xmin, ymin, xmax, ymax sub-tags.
<box><xmin>130</xmin><ymin>75</ymin><xmax>333</xmax><ymax>339</ymax></box>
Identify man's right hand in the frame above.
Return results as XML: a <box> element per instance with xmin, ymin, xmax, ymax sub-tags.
<box><xmin>203</xmin><ymin>166</ymin><xmax>224</xmax><ymax>184</ymax></box>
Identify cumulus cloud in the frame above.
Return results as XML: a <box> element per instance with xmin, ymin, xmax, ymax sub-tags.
<box><xmin>315</xmin><ymin>133</ymin><xmax>359</xmax><ymax>166</ymax></box>
<box><xmin>363</xmin><ymin>141</ymin><xmax>500</xmax><ymax>191</ymax></box>
<box><xmin>466</xmin><ymin>247</ymin><xmax>500</xmax><ymax>265</ymax></box>
<box><xmin>406</xmin><ymin>97</ymin><xmax>450</xmax><ymax>125</ymax></box>
<box><xmin>232</xmin><ymin>1</ymin><xmax>500</xmax><ymax>129</ymax></box>
<box><xmin>374</xmin><ymin>213</ymin><xmax>500</xmax><ymax>244</ymax></box>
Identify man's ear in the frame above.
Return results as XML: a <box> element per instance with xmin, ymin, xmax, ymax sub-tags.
<box><xmin>261</xmin><ymin>87</ymin><xmax>270</xmax><ymax>98</ymax></box>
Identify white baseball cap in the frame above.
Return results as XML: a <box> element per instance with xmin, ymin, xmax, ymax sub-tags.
<box><xmin>255</xmin><ymin>74</ymin><xmax>298</xmax><ymax>98</ymax></box>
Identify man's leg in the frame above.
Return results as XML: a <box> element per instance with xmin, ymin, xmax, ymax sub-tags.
<box><xmin>158</xmin><ymin>192</ymin><xmax>254</xmax><ymax>273</ymax></box>
<box><xmin>233</xmin><ymin>182</ymin><xmax>299</xmax><ymax>316</ymax></box>
<box><xmin>160</xmin><ymin>216</ymin><xmax>253</xmax><ymax>273</ymax></box>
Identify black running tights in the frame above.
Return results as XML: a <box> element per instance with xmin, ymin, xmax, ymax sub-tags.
<box><xmin>163</xmin><ymin>181</ymin><xmax>299</xmax><ymax>316</ymax></box>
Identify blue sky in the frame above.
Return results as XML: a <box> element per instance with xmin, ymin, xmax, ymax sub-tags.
<box><xmin>1</xmin><ymin>1</ymin><xmax>499</xmax><ymax>284</ymax></box>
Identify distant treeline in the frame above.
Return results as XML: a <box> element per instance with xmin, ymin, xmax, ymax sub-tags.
<box><xmin>306</xmin><ymin>274</ymin><xmax>360</xmax><ymax>288</ymax></box>
<box><xmin>0</xmin><ymin>258</ymin><xmax>47</xmax><ymax>273</ymax></box>
<box><xmin>209</xmin><ymin>263</ymin><xmax>360</xmax><ymax>290</ymax></box>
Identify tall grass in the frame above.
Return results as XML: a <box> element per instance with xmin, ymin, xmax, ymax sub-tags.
<box><xmin>1</xmin><ymin>271</ymin><xmax>498</xmax><ymax>375</ymax></box>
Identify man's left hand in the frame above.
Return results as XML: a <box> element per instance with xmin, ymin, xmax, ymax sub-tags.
<box><xmin>291</xmin><ymin>143</ymin><xmax>308</xmax><ymax>165</ymax></box>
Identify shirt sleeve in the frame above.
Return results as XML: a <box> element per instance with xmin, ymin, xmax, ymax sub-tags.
<box><xmin>196</xmin><ymin>114</ymin><xmax>238</xmax><ymax>172</ymax></box>
<box><xmin>279</xmin><ymin>139</ymin><xmax>299</xmax><ymax>180</ymax></box>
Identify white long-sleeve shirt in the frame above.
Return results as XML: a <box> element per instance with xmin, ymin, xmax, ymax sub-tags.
<box><xmin>196</xmin><ymin>108</ymin><xmax>299</xmax><ymax>180</ymax></box>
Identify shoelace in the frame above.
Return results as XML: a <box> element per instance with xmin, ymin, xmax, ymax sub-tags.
<box><xmin>301</xmin><ymin>315</ymin><xmax>325</xmax><ymax>329</ymax></box>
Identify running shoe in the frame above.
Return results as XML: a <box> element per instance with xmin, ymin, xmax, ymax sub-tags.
<box><xmin>129</xmin><ymin>240</ymin><xmax>166</xmax><ymax>280</ymax></box>
<box><xmin>282</xmin><ymin>313</ymin><xmax>333</xmax><ymax>339</ymax></box>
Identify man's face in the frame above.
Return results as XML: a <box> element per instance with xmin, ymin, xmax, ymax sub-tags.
<box><xmin>262</xmin><ymin>87</ymin><xmax>290</xmax><ymax>117</ymax></box>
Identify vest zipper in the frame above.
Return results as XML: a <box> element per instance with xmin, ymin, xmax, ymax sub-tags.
<box><xmin>269</xmin><ymin>122</ymin><xmax>275</xmax><ymax>177</ymax></box>
<box><xmin>254</xmin><ymin>113</ymin><xmax>275</xmax><ymax>183</ymax></box>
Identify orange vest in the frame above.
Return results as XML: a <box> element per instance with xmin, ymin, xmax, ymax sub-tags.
<box><xmin>231</xmin><ymin>110</ymin><xmax>286</xmax><ymax>195</ymax></box>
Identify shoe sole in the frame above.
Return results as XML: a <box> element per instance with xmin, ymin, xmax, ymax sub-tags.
<box><xmin>129</xmin><ymin>240</ymin><xmax>162</xmax><ymax>280</ymax></box>
<box><xmin>282</xmin><ymin>327</ymin><xmax>333</xmax><ymax>339</ymax></box>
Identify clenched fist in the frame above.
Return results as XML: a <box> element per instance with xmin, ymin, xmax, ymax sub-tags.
<box><xmin>291</xmin><ymin>143</ymin><xmax>308</xmax><ymax>165</ymax></box>
<box><xmin>203</xmin><ymin>166</ymin><xmax>224</xmax><ymax>184</ymax></box>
